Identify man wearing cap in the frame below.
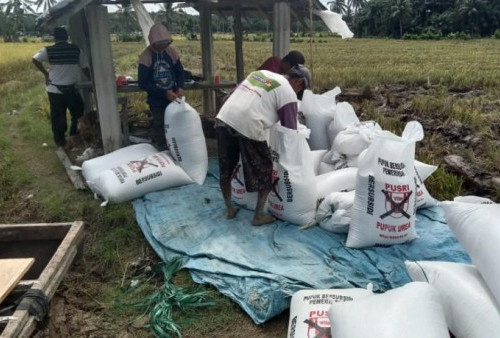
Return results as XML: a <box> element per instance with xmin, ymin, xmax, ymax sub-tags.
<box><xmin>138</xmin><ymin>23</ymin><xmax>185</xmax><ymax>151</ymax></box>
<box><xmin>32</xmin><ymin>27</ymin><xmax>88</xmax><ymax>148</ymax></box>
<box><xmin>215</xmin><ymin>65</ymin><xmax>311</xmax><ymax>226</ymax></box>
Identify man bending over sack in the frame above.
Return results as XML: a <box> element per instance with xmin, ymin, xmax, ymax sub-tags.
<box><xmin>216</xmin><ymin>65</ymin><xmax>311</xmax><ymax>226</ymax></box>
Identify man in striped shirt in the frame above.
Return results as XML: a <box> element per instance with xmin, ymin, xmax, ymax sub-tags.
<box><xmin>33</xmin><ymin>27</ymin><xmax>88</xmax><ymax>148</ymax></box>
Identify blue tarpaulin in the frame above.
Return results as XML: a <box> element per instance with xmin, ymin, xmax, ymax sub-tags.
<box><xmin>133</xmin><ymin>158</ymin><xmax>470</xmax><ymax>324</ymax></box>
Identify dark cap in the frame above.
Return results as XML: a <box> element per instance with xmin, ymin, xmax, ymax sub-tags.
<box><xmin>289</xmin><ymin>64</ymin><xmax>311</xmax><ymax>89</ymax></box>
<box><xmin>53</xmin><ymin>27</ymin><xmax>68</xmax><ymax>41</ymax></box>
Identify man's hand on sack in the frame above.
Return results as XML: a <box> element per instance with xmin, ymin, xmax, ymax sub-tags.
<box><xmin>166</xmin><ymin>90</ymin><xmax>178</xmax><ymax>101</ymax></box>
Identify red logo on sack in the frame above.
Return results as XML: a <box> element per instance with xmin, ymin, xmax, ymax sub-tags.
<box><xmin>381</xmin><ymin>184</ymin><xmax>412</xmax><ymax>219</ymax></box>
<box><xmin>305</xmin><ymin>311</ymin><xmax>331</xmax><ymax>338</ymax></box>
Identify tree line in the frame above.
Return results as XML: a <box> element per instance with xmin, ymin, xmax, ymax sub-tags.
<box><xmin>329</xmin><ymin>0</ymin><xmax>500</xmax><ymax>38</ymax></box>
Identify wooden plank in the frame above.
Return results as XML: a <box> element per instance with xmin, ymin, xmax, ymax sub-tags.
<box><xmin>86</xmin><ymin>5</ymin><xmax>123</xmax><ymax>153</ymax></box>
<box><xmin>199</xmin><ymin>2</ymin><xmax>216</xmax><ymax>115</ymax></box>
<box><xmin>273</xmin><ymin>2</ymin><xmax>291</xmax><ymax>58</ymax></box>
<box><xmin>1</xmin><ymin>222</ymin><xmax>84</xmax><ymax>338</ymax></box>
<box><xmin>233</xmin><ymin>4</ymin><xmax>245</xmax><ymax>83</ymax></box>
<box><xmin>55</xmin><ymin>147</ymin><xmax>86</xmax><ymax>190</ymax></box>
<box><xmin>0</xmin><ymin>259</ymin><xmax>35</xmax><ymax>304</ymax></box>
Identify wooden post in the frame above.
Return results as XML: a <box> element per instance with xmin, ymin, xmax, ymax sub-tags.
<box><xmin>273</xmin><ymin>2</ymin><xmax>291</xmax><ymax>58</ymax></box>
<box><xmin>199</xmin><ymin>2</ymin><xmax>216</xmax><ymax>115</ymax></box>
<box><xmin>69</xmin><ymin>10</ymin><xmax>93</xmax><ymax>114</ymax></box>
<box><xmin>234</xmin><ymin>4</ymin><xmax>244</xmax><ymax>83</ymax></box>
<box><xmin>86</xmin><ymin>5</ymin><xmax>122</xmax><ymax>153</ymax></box>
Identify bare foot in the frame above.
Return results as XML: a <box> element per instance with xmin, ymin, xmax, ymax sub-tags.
<box><xmin>226</xmin><ymin>206</ymin><xmax>240</xmax><ymax>219</ymax></box>
<box><xmin>251</xmin><ymin>214</ymin><xmax>276</xmax><ymax>226</ymax></box>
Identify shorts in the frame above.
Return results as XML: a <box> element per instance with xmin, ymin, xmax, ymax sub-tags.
<box><xmin>216</xmin><ymin>125</ymin><xmax>272</xmax><ymax>192</ymax></box>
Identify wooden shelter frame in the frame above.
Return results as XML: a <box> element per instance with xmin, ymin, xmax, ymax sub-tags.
<box><xmin>39</xmin><ymin>0</ymin><xmax>326</xmax><ymax>153</ymax></box>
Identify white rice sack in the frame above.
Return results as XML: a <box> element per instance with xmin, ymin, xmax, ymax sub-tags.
<box><xmin>327</xmin><ymin>101</ymin><xmax>359</xmax><ymax>145</ymax></box>
<box><xmin>441</xmin><ymin>201</ymin><xmax>500</xmax><ymax>306</ymax></box>
<box><xmin>329</xmin><ymin>282</ymin><xmax>448</xmax><ymax>338</ymax></box>
<box><xmin>453</xmin><ymin>195</ymin><xmax>495</xmax><ymax>204</ymax></box>
<box><xmin>311</xmin><ymin>150</ymin><xmax>328</xmax><ymax>175</ymax></box>
<box><xmin>268</xmin><ymin>124</ymin><xmax>317</xmax><ymax>226</ymax></box>
<box><xmin>82</xmin><ymin>143</ymin><xmax>158</xmax><ymax>192</ymax></box>
<box><xmin>164</xmin><ymin>98</ymin><xmax>208</xmax><ymax>185</ymax></box>
<box><xmin>332</xmin><ymin>121</ymin><xmax>382</xmax><ymax>156</ymax></box>
<box><xmin>300</xmin><ymin>89</ymin><xmax>336</xmax><ymax>150</ymax></box>
<box><xmin>91</xmin><ymin>151</ymin><xmax>193</xmax><ymax>204</ymax></box>
<box><xmin>230</xmin><ymin>158</ymin><xmax>258</xmax><ymax>211</ymax></box>
<box><xmin>315</xmin><ymin>167</ymin><xmax>357</xmax><ymax>200</ymax></box>
<box><xmin>406</xmin><ymin>261</ymin><xmax>500</xmax><ymax>338</ymax></box>
<box><xmin>287</xmin><ymin>286</ymin><xmax>372</xmax><ymax>338</ymax></box>
<box><xmin>316</xmin><ymin>191</ymin><xmax>355</xmax><ymax>233</ymax></box>
<box><xmin>347</xmin><ymin>122</ymin><xmax>423</xmax><ymax>248</ymax></box>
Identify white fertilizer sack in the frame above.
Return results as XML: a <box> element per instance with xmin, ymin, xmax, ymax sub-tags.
<box><xmin>347</xmin><ymin>122</ymin><xmax>423</xmax><ymax>248</ymax></box>
<box><xmin>165</xmin><ymin>98</ymin><xmax>208</xmax><ymax>185</ymax></box>
<box><xmin>230</xmin><ymin>158</ymin><xmax>258</xmax><ymax>211</ymax></box>
<box><xmin>316</xmin><ymin>191</ymin><xmax>355</xmax><ymax>233</ymax></box>
<box><xmin>287</xmin><ymin>286</ymin><xmax>372</xmax><ymax>338</ymax></box>
<box><xmin>441</xmin><ymin>201</ymin><xmax>500</xmax><ymax>307</ymax></box>
<box><xmin>406</xmin><ymin>261</ymin><xmax>500</xmax><ymax>338</ymax></box>
<box><xmin>82</xmin><ymin>143</ymin><xmax>158</xmax><ymax>193</ymax></box>
<box><xmin>329</xmin><ymin>282</ymin><xmax>448</xmax><ymax>338</ymax></box>
<box><xmin>268</xmin><ymin>124</ymin><xmax>317</xmax><ymax>226</ymax></box>
<box><xmin>91</xmin><ymin>151</ymin><xmax>193</xmax><ymax>204</ymax></box>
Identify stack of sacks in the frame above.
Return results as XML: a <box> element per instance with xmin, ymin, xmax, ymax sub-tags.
<box><xmin>300</xmin><ymin>88</ymin><xmax>340</xmax><ymax>150</ymax></box>
<box><xmin>164</xmin><ymin>98</ymin><xmax>208</xmax><ymax>185</ymax></box>
<box><xmin>321</xmin><ymin>121</ymin><xmax>382</xmax><ymax>171</ymax></box>
<box><xmin>347</xmin><ymin>121</ymin><xmax>424</xmax><ymax>248</ymax></box>
<box><xmin>328</xmin><ymin>282</ymin><xmax>449</xmax><ymax>338</ymax></box>
<box><xmin>287</xmin><ymin>285</ymin><xmax>373</xmax><ymax>338</ymax></box>
<box><xmin>315</xmin><ymin>158</ymin><xmax>437</xmax><ymax>234</ymax></box>
<box><xmin>406</xmin><ymin>261</ymin><xmax>500</xmax><ymax>337</ymax></box>
<box><xmin>88</xmin><ymin>151</ymin><xmax>193</xmax><ymax>205</ymax></box>
<box><xmin>441</xmin><ymin>201</ymin><xmax>500</xmax><ymax>321</ymax></box>
<box><xmin>268</xmin><ymin>124</ymin><xmax>317</xmax><ymax>226</ymax></box>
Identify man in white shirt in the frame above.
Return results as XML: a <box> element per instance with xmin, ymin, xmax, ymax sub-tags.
<box><xmin>216</xmin><ymin>65</ymin><xmax>311</xmax><ymax>226</ymax></box>
<box><xmin>32</xmin><ymin>27</ymin><xmax>87</xmax><ymax>148</ymax></box>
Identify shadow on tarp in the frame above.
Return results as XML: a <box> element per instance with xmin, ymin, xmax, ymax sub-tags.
<box><xmin>132</xmin><ymin>158</ymin><xmax>470</xmax><ymax>324</ymax></box>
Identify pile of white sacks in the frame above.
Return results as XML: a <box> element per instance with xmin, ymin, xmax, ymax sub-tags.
<box><xmin>233</xmin><ymin>87</ymin><xmax>438</xmax><ymax>248</ymax></box>
<box><xmin>76</xmin><ymin>99</ymin><xmax>208</xmax><ymax>205</ymax></box>
<box><xmin>287</xmin><ymin>197</ymin><xmax>500</xmax><ymax>338</ymax></box>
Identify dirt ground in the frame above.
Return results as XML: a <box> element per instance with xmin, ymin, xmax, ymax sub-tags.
<box><xmin>4</xmin><ymin>85</ymin><xmax>499</xmax><ymax>337</ymax></box>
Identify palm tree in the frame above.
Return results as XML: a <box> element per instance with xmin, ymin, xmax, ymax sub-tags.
<box><xmin>327</xmin><ymin>0</ymin><xmax>348</xmax><ymax>15</ymax></box>
<box><xmin>0</xmin><ymin>0</ymin><xmax>35</xmax><ymax>41</ymax></box>
<box><xmin>35</xmin><ymin>0</ymin><xmax>57</xmax><ymax>12</ymax></box>
<box><xmin>391</xmin><ymin>0</ymin><xmax>413</xmax><ymax>38</ymax></box>
<box><xmin>456</xmin><ymin>0</ymin><xmax>487</xmax><ymax>34</ymax></box>
<box><xmin>349</xmin><ymin>0</ymin><xmax>366</xmax><ymax>13</ymax></box>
